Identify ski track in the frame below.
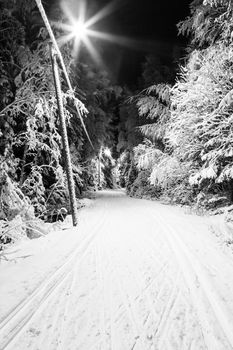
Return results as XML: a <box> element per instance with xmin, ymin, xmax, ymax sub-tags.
<box><xmin>148</xmin><ymin>210</ymin><xmax>233</xmax><ymax>349</ymax></box>
<box><xmin>0</xmin><ymin>203</ymin><xmax>108</xmax><ymax>350</ymax></box>
<box><xmin>1</xmin><ymin>190</ymin><xmax>233</xmax><ymax>349</ymax></box>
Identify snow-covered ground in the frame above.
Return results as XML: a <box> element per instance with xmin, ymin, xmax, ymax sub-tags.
<box><xmin>1</xmin><ymin>189</ymin><xmax>233</xmax><ymax>350</ymax></box>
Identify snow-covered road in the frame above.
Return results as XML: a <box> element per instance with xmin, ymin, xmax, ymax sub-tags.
<box><xmin>1</xmin><ymin>189</ymin><xmax>233</xmax><ymax>350</ymax></box>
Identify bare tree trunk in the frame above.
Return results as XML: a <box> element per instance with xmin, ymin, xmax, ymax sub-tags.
<box><xmin>50</xmin><ymin>45</ymin><xmax>78</xmax><ymax>227</ymax></box>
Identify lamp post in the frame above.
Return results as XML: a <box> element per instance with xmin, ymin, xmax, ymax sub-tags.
<box><xmin>35</xmin><ymin>0</ymin><xmax>95</xmax><ymax>227</ymax></box>
<box><xmin>47</xmin><ymin>19</ymin><xmax>92</xmax><ymax>226</ymax></box>
<box><xmin>50</xmin><ymin>44</ymin><xmax>78</xmax><ymax>227</ymax></box>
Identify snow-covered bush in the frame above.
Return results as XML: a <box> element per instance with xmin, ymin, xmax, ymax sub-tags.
<box><xmin>123</xmin><ymin>0</ymin><xmax>233</xmax><ymax>208</ymax></box>
<box><xmin>169</xmin><ymin>44</ymin><xmax>233</xmax><ymax>201</ymax></box>
<box><xmin>128</xmin><ymin>170</ymin><xmax>161</xmax><ymax>199</ymax></box>
<box><xmin>0</xmin><ymin>171</ymin><xmax>45</xmax><ymax>248</ymax></box>
<box><xmin>136</xmin><ymin>84</ymin><xmax>171</xmax><ymax>145</ymax></box>
<box><xmin>134</xmin><ymin>140</ymin><xmax>163</xmax><ymax>171</ymax></box>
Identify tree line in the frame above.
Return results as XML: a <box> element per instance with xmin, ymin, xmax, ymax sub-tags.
<box><xmin>1</xmin><ymin>0</ymin><xmax>233</xmax><ymax>246</ymax></box>
<box><xmin>0</xmin><ymin>0</ymin><xmax>123</xmax><ymax>243</ymax></box>
<box><xmin>120</xmin><ymin>0</ymin><xmax>233</xmax><ymax>210</ymax></box>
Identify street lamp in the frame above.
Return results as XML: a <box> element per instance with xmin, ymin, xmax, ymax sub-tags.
<box><xmin>71</xmin><ymin>21</ymin><xmax>89</xmax><ymax>40</ymax></box>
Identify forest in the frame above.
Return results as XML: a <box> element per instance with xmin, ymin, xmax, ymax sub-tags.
<box><xmin>1</xmin><ymin>0</ymin><xmax>233</xmax><ymax>246</ymax></box>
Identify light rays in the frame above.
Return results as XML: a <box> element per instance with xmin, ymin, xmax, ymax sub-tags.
<box><xmin>81</xmin><ymin>35</ymin><xmax>102</xmax><ymax>66</ymax></box>
<box><xmin>55</xmin><ymin>0</ymin><xmax>125</xmax><ymax>62</ymax></box>
<box><xmin>57</xmin><ymin>0</ymin><xmax>89</xmax><ymax>58</ymax></box>
<box><xmin>54</xmin><ymin>0</ymin><xmax>143</xmax><ymax>65</ymax></box>
<box><xmin>84</xmin><ymin>0</ymin><xmax>119</xmax><ymax>28</ymax></box>
<box><xmin>53</xmin><ymin>0</ymin><xmax>117</xmax><ymax>64</ymax></box>
<box><xmin>86</xmin><ymin>29</ymin><xmax>141</xmax><ymax>49</ymax></box>
<box><xmin>71</xmin><ymin>21</ymin><xmax>88</xmax><ymax>40</ymax></box>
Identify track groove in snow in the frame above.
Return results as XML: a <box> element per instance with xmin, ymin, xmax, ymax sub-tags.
<box><xmin>1</xmin><ymin>190</ymin><xmax>233</xmax><ymax>349</ymax></box>
<box><xmin>0</xmin><ymin>203</ymin><xmax>108</xmax><ymax>350</ymax></box>
<box><xmin>150</xmin><ymin>211</ymin><xmax>233</xmax><ymax>349</ymax></box>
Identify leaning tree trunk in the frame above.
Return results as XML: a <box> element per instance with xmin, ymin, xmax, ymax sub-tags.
<box><xmin>50</xmin><ymin>45</ymin><xmax>78</xmax><ymax>227</ymax></box>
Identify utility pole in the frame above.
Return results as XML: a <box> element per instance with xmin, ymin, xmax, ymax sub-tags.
<box><xmin>50</xmin><ymin>44</ymin><xmax>78</xmax><ymax>226</ymax></box>
<box><xmin>35</xmin><ymin>0</ymin><xmax>94</xmax><ymax>150</ymax></box>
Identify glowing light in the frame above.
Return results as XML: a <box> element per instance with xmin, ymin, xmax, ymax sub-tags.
<box><xmin>104</xmin><ymin>148</ymin><xmax>112</xmax><ymax>158</ymax></box>
<box><xmin>71</xmin><ymin>21</ymin><xmax>88</xmax><ymax>40</ymax></box>
<box><xmin>54</xmin><ymin>0</ymin><xmax>139</xmax><ymax>64</ymax></box>
<box><xmin>56</xmin><ymin>0</ymin><xmax>91</xmax><ymax>58</ymax></box>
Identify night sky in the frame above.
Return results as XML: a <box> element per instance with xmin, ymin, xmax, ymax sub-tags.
<box><xmin>95</xmin><ymin>0</ymin><xmax>190</xmax><ymax>85</ymax></box>
<box><xmin>52</xmin><ymin>0</ymin><xmax>191</xmax><ymax>85</ymax></box>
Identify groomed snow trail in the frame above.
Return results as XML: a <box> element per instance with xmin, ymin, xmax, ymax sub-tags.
<box><xmin>1</xmin><ymin>190</ymin><xmax>233</xmax><ymax>350</ymax></box>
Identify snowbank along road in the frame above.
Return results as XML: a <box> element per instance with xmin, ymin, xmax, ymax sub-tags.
<box><xmin>1</xmin><ymin>189</ymin><xmax>233</xmax><ymax>350</ymax></box>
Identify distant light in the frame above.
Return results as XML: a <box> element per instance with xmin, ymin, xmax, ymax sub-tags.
<box><xmin>104</xmin><ymin>148</ymin><xmax>112</xmax><ymax>158</ymax></box>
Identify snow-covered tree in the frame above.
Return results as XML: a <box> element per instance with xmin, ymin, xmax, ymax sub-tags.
<box><xmin>169</xmin><ymin>43</ymin><xmax>233</xmax><ymax>200</ymax></box>
<box><xmin>178</xmin><ymin>0</ymin><xmax>233</xmax><ymax>48</ymax></box>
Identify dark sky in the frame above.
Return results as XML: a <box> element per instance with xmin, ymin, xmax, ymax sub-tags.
<box><xmin>93</xmin><ymin>0</ymin><xmax>191</xmax><ymax>85</ymax></box>
<box><xmin>52</xmin><ymin>0</ymin><xmax>191</xmax><ymax>85</ymax></box>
